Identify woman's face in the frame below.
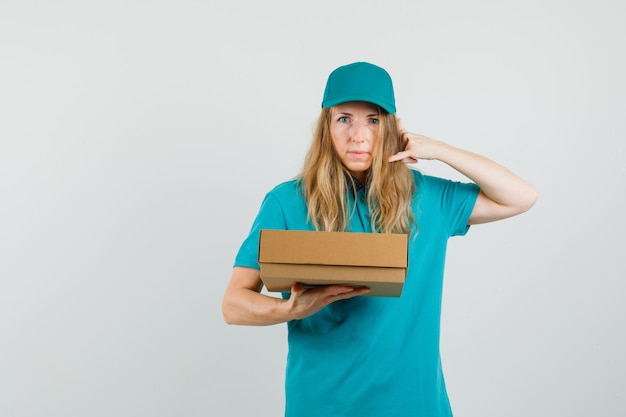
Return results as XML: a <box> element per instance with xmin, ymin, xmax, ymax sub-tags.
<box><xmin>329</xmin><ymin>101</ymin><xmax>380</xmax><ymax>182</ymax></box>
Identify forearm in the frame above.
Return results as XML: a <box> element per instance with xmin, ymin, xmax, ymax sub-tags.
<box><xmin>222</xmin><ymin>267</ymin><xmax>294</xmax><ymax>326</ymax></box>
<box><xmin>435</xmin><ymin>141</ymin><xmax>537</xmax><ymax>211</ymax></box>
<box><xmin>222</xmin><ymin>287</ymin><xmax>293</xmax><ymax>326</ymax></box>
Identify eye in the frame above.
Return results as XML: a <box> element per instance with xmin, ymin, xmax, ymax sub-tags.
<box><xmin>369</xmin><ymin>117</ymin><xmax>380</xmax><ymax>125</ymax></box>
<box><xmin>338</xmin><ymin>116</ymin><xmax>350</xmax><ymax>123</ymax></box>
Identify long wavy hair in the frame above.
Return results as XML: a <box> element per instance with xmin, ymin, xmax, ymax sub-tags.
<box><xmin>299</xmin><ymin>106</ymin><xmax>416</xmax><ymax>234</ymax></box>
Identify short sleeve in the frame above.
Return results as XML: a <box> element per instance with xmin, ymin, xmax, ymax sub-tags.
<box><xmin>416</xmin><ymin>172</ymin><xmax>480</xmax><ymax>237</ymax></box>
<box><xmin>233</xmin><ymin>191</ymin><xmax>288</xmax><ymax>270</ymax></box>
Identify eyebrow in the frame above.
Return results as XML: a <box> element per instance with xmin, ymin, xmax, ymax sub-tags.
<box><xmin>335</xmin><ymin>111</ymin><xmax>380</xmax><ymax>117</ymax></box>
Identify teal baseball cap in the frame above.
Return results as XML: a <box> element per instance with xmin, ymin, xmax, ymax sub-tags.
<box><xmin>321</xmin><ymin>62</ymin><xmax>396</xmax><ymax>114</ymax></box>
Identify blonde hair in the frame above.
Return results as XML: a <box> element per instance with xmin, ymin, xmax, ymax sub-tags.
<box><xmin>299</xmin><ymin>107</ymin><xmax>416</xmax><ymax>234</ymax></box>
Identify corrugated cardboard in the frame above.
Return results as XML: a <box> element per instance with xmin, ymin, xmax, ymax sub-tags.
<box><xmin>258</xmin><ymin>230</ymin><xmax>408</xmax><ymax>297</ymax></box>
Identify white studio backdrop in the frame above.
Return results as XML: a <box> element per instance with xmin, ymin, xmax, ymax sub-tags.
<box><xmin>1</xmin><ymin>1</ymin><xmax>625</xmax><ymax>416</ymax></box>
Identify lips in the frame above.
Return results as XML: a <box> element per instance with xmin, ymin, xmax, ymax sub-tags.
<box><xmin>349</xmin><ymin>150</ymin><xmax>369</xmax><ymax>159</ymax></box>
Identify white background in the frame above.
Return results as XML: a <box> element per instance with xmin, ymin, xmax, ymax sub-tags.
<box><xmin>1</xmin><ymin>0</ymin><xmax>625</xmax><ymax>416</ymax></box>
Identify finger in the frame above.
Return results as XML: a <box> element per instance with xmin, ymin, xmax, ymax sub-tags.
<box><xmin>323</xmin><ymin>286</ymin><xmax>370</xmax><ymax>303</ymax></box>
<box><xmin>344</xmin><ymin>286</ymin><xmax>371</xmax><ymax>296</ymax></box>
<box><xmin>389</xmin><ymin>156</ymin><xmax>418</xmax><ymax>164</ymax></box>
<box><xmin>389</xmin><ymin>150</ymin><xmax>415</xmax><ymax>163</ymax></box>
<box><xmin>319</xmin><ymin>285</ymin><xmax>359</xmax><ymax>296</ymax></box>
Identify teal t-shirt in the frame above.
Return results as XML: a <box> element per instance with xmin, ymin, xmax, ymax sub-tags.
<box><xmin>234</xmin><ymin>169</ymin><xmax>479</xmax><ymax>417</ymax></box>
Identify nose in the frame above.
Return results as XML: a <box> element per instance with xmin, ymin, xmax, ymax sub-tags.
<box><xmin>351</xmin><ymin>122</ymin><xmax>365</xmax><ymax>143</ymax></box>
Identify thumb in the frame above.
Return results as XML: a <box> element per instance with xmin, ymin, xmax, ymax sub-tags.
<box><xmin>291</xmin><ymin>282</ymin><xmax>305</xmax><ymax>294</ymax></box>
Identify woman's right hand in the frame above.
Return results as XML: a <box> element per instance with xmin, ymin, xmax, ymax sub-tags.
<box><xmin>286</xmin><ymin>283</ymin><xmax>370</xmax><ymax>320</ymax></box>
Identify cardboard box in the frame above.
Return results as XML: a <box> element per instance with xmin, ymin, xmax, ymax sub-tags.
<box><xmin>258</xmin><ymin>230</ymin><xmax>408</xmax><ymax>297</ymax></box>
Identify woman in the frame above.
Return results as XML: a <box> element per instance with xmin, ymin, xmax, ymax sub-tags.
<box><xmin>222</xmin><ymin>62</ymin><xmax>537</xmax><ymax>416</ymax></box>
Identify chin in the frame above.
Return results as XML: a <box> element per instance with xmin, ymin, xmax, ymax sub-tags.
<box><xmin>347</xmin><ymin>163</ymin><xmax>372</xmax><ymax>172</ymax></box>
<box><xmin>346</xmin><ymin>166</ymin><xmax>371</xmax><ymax>180</ymax></box>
